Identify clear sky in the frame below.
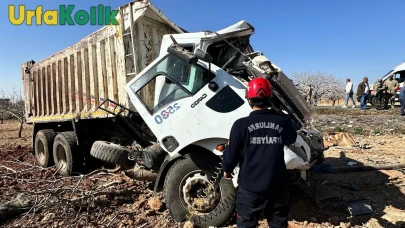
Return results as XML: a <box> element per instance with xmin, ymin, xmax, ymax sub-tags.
<box><xmin>1</xmin><ymin>0</ymin><xmax>404</xmax><ymax>95</ymax></box>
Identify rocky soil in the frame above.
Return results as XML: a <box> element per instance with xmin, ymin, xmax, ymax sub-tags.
<box><xmin>0</xmin><ymin>106</ymin><xmax>404</xmax><ymax>228</ymax></box>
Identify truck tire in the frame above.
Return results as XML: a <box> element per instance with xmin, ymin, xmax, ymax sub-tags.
<box><xmin>370</xmin><ymin>96</ymin><xmax>377</xmax><ymax>106</ymax></box>
<box><xmin>90</xmin><ymin>141</ymin><xmax>134</xmax><ymax>169</ymax></box>
<box><xmin>164</xmin><ymin>153</ymin><xmax>236</xmax><ymax>227</ymax></box>
<box><xmin>53</xmin><ymin>131</ymin><xmax>82</xmax><ymax>176</ymax></box>
<box><xmin>34</xmin><ymin>129</ymin><xmax>56</xmax><ymax>168</ymax></box>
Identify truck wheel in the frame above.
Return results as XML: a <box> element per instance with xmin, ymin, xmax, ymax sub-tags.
<box><xmin>164</xmin><ymin>153</ymin><xmax>236</xmax><ymax>227</ymax></box>
<box><xmin>34</xmin><ymin>129</ymin><xmax>56</xmax><ymax>168</ymax></box>
<box><xmin>371</xmin><ymin>96</ymin><xmax>377</xmax><ymax>106</ymax></box>
<box><xmin>53</xmin><ymin>131</ymin><xmax>82</xmax><ymax>176</ymax></box>
<box><xmin>90</xmin><ymin>141</ymin><xmax>134</xmax><ymax>169</ymax></box>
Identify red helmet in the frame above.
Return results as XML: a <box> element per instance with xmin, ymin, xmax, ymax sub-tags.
<box><xmin>246</xmin><ymin>78</ymin><xmax>273</xmax><ymax>99</ymax></box>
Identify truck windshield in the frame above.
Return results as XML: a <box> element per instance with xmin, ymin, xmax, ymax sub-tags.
<box><xmin>131</xmin><ymin>54</ymin><xmax>215</xmax><ymax>114</ymax></box>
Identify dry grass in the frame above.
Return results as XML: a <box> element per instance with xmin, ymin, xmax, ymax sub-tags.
<box><xmin>312</xmin><ymin>106</ymin><xmax>399</xmax><ymax>116</ymax></box>
<box><xmin>0</xmin><ymin>120</ymin><xmax>32</xmax><ymax>148</ymax></box>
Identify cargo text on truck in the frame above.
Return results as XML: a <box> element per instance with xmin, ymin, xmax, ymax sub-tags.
<box><xmin>20</xmin><ymin>1</ymin><xmax>326</xmax><ymax>227</ymax></box>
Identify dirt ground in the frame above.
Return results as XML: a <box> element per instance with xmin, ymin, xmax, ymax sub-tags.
<box><xmin>0</xmin><ymin>107</ymin><xmax>404</xmax><ymax>228</ymax></box>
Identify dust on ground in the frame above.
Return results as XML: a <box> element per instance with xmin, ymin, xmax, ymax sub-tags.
<box><xmin>1</xmin><ymin>107</ymin><xmax>405</xmax><ymax>228</ymax></box>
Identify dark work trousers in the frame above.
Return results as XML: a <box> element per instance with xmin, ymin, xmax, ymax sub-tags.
<box><xmin>400</xmin><ymin>98</ymin><xmax>405</xmax><ymax>115</ymax></box>
<box><xmin>236</xmin><ymin>187</ymin><xmax>291</xmax><ymax>228</ymax></box>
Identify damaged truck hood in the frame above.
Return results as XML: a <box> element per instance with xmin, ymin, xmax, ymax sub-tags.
<box><xmin>160</xmin><ymin>20</ymin><xmax>254</xmax><ymax>56</ymax></box>
<box><xmin>160</xmin><ymin>21</ymin><xmax>312</xmax><ymax>125</ymax></box>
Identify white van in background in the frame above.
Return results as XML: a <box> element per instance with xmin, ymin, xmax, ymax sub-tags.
<box><xmin>369</xmin><ymin>61</ymin><xmax>405</xmax><ymax>105</ymax></box>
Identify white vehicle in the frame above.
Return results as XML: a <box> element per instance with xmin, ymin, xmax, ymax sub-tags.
<box><xmin>117</xmin><ymin>22</ymin><xmax>325</xmax><ymax>227</ymax></box>
<box><xmin>21</xmin><ymin>1</ymin><xmax>325</xmax><ymax>227</ymax></box>
<box><xmin>369</xmin><ymin>61</ymin><xmax>405</xmax><ymax>104</ymax></box>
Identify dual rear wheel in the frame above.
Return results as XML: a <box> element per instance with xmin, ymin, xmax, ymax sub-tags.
<box><xmin>34</xmin><ymin>130</ymin><xmax>81</xmax><ymax>176</ymax></box>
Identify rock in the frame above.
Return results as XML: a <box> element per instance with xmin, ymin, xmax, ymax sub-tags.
<box><xmin>310</xmin><ymin>217</ymin><xmax>317</xmax><ymax>223</ymax></box>
<box><xmin>303</xmin><ymin>221</ymin><xmax>308</xmax><ymax>226</ymax></box>
<box><xmin>148</xmin><ymin>197</ymin><xmax>163</xmax><ymax>211</ymax></box>
<box><xmin>329</xmin><ymin>216</ymin><xmax>340</xmax><ymax>226</ymax></box>
<box><xmin>340</xmin><ymin>222</ymin><xmax>347</xmax><ymax>228</ymax></box>
<box><xmin>183</xmin><ymin>221</ymin><xmax>194</xmax><ymax>228</ymax></box>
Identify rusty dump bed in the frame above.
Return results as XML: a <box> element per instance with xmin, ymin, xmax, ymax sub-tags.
<box><xmin>21</xmin><ymin>1</ymin><xmax>183</xmax><ymax>123</ymax></box>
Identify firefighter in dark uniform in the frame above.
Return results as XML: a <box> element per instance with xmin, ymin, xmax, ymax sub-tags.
<box><xmin>222</xmin><ymin>78</ymin><xmax>298</xmax><ymax>228</ymax></box>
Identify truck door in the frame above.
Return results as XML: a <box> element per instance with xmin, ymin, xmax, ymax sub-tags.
<box><xmin>125</xmin><ymin>53</ymin><xmax>250</xmax><ymax>154</ymax></box>
<box><xmin>125</xmin><ymin>53</ymin><xmax>216</xmax><ymax>146</ymax></box>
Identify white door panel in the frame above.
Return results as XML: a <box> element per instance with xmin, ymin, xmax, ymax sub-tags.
<box><xmin>125</xmin><ymin>53</ymin><xmax>252</xmax><ymax>155</ymax></box>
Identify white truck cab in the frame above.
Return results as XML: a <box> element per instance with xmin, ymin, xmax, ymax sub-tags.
<box><xmin>117</xmin><ymin>21</ymin><xmax>325</xmax><ymax>227</ymax></box>
<box><xmin>124</xmin><ymin>21</ymin><xmax>256</xmax><ymax>157</ymax></box>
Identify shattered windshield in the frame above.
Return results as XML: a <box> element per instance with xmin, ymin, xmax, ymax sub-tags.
<box><xmin>206</xmin><ymin>36</ymin><xmax>251</xmax><ymax>70</ymax></box>
<box><xmin>130</xmin><ymin>54</ymin><xmax>215</xmax><ymax>113</ymax></box>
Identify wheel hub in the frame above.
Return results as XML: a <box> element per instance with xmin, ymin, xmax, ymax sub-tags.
<box><xmin>182</xmin><ymin>172</ymin><xmax>220</xmax><ymax>212</ymax></box>
<box><xmin>38</xmin><ymin>140</ymin><xmax>45</xmax><ymax>162</ymax></box>
<box><xmin>56</xmin><ymin>144</ymin><xmax>67</xmax><ymax>167</ymax></box>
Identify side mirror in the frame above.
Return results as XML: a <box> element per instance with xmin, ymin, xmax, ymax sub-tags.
<box><xmin>167</xmin><ymin>44</ymin><xmax>198</xmax><ymax>65</ymax></box>
<box><xmin>195</xmin><ymin>49</ymin><xmax>213</xmax><ymax>63</ymax></box>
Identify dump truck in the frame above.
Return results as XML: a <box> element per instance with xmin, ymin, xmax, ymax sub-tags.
<box><xmin>22</xmin><ymin>1</ymin><xmax>326</xmax><ymax>227</ymax></box>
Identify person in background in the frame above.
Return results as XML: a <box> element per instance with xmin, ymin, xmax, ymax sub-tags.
<box><xmin>383</xmin><ymin>74</ymin><xmax>399</xmax><ymax>109</ymax></box>
<box><xmin>356</xmin><ymin>77</ymin><xmax>370</xmax><ymax>110</ymax></box>
<box><xmin>399</xmin><ymin>85</ymin><xmax>405</xmax><ymax>116</ymax></box>
<box><xmin>390</xmin><ymin>76</ymin><xmax>399</xmax><ymax>109</ymax></box>
<box><xmin>342</xmin><ymin>78</ymin><xmax>355</xmax><ymax>108</ymax></box>
<box><xmin>306</xmin><ymin>84</ymin><xmax>312</xmax><ymax>105</ymax></box>
<box><xmin>372</xmin><ymin>78</ymin><xmax>384</xmax><ymax>110</ymax></box>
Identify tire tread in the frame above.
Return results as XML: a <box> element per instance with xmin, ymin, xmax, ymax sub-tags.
<box><xmin>35</xmin><ymin>129</ymin><xmax>57</xmax><ymax>167</ymax></box>
<box><xmin>90</xmin><ymin>141</ymin><xmax>134</xmax><ymax>168</ymax></box>
<box><xmin>53</xmin><ymin>131</ymin><xmax>80</xmax><ymax>176</ymax></box>
<box><xmin>163</xmin><ymin>153</ymin><xmax>236</xmax><ymax>227</ymax></box>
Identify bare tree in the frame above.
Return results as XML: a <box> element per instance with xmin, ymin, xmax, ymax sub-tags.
<box><xmin>325</xmin><ymin>79</ymin><xmax>346</xmax><ymax>106</ymax></box>
<box><xmin>0</xmin><ymin>109</ymin><xmax>6</xmax><ymax>124</ymax></box>
<box><xmin>291</xmin><ymin>71</ymin><xmax>345</xmax><ymax>105</ymax></box>
<box><xmin>0</xmin><ymin>88</ymin><xmax>26</xmax><ymax>137</ymax></box>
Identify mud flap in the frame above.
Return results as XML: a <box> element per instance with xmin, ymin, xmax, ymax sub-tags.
<box><xmin>152</xmin><ymin>153</ymin><xmax>182</xmax><ymax>196</ymax></box>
